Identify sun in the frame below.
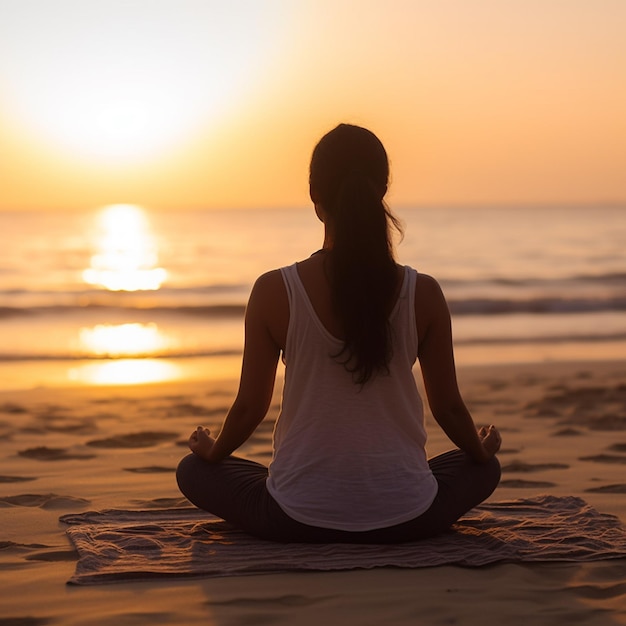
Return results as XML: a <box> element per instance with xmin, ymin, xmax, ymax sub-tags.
<box><xmin>0</xmin><ymin>2</ymin><xmax>291</xmax><ymax>164</ymax></box>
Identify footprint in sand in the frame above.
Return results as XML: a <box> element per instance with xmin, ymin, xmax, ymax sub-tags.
<box><xmin>123</xmin><ymin>466</ymin><xmax>176</xmax><ymax>473</ymax></box>
<box><xmin>0</xmin><ymin>493</ymin><xmax>90</xmax><ymax>509</ymax></box>
<box><xmin>43</xmin><ymin>420</ymin><xmax>97</xmax><ymax>435</ymax></box>
<box><xmin>0</xmin><ymin>617</ymin><xmax>51</xmax><ymax>626</ymax></box>
<box><xmin>579</xmin><ymin>442</ymin><xmax>626</xmax><ymax>465</ymax></box>
<box><xmin>529</xmin><ymin>385</ymin><xmax>626</xmax><ymax>430</ymax></box>
<box><xmin>86</xmin><ymin>431</ymin><xmax>179</xmax><ymax>448</ymax></box>
<box><xmin>551</xmin><ymin>427</ymin><xmax>583</xmax><ymax>437</ymax></box>
<box><xmin>585</xmin><ymin>484</ymin><xmax>626</xmax><ymax>494</ymax></box>
<box><xmin>18</xmin><ymin>447</ymin><xmax>96</xmax><ymax>461</ymax></box>
<box><xmin>0</xmin><ymin>402</ymin><xmax>28</xmax><ymax>414</ymax></box>
<box><xmin>586</xmin><ymin>415</ymin><xmax>626</xmax><ymax>431</ymax></box>
<box><xmin>579</xmin><ymin>454</ymin><xmax>626</xmax><ymax>464</ymax></box>
<box><xmin>0</xmin><ymin>475</ymin><xmax>36</xmax><ymax>483</ymax></box>
<box><xmin>499</xmin><ymin>479</ymin><xmax>557</xmax><ymax>488</ymax></box>
<box><xmin>501</xmin><ymin>460</ymin><xmax>569</xmax><ymax>473</ymax></box>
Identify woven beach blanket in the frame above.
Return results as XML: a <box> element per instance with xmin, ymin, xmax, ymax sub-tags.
<box><xmin>60</xmin><ymin>495</ymin><xmax>626</xmax><ymax>585</ymax></box>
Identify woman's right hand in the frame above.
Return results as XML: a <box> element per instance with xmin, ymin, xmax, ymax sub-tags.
<box><xmin>478</xmin><ymin>424</ymin><xmax>502</xmax><ymax>458</ymax></box>
<box><xmin>188</xmin><ymin>426</ymin><xmax>216</xmax><ymax>461</ymax></box>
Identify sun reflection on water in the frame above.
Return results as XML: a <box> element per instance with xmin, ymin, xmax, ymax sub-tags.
<box><xmin>68</xmin><ymin>359</ymin><xmax>182</xmax><ymax>385</ymax></box>
<box><xmin>78</xmin><ymin>322</ymin><xmax>174</xmax><ymax>357</ymax></box>
<box><xmin>83</xmin><ymin>204</ymin><xmax>167</xmax><ymax>291</ymax></box>
<box><xmin>71</xmin><ymin>323</ymin><xmax>181</xmax><ymax>385</ymax></box>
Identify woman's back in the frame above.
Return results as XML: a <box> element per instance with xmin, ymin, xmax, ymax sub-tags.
<box><xmin>293</xmin><ymin>253</ymin><xmax>406</xmax><ymax>342</ymax></box>
<box><xmin>266</xmin><ymin>262</ymin><xmax>438</xmax><ymax>531</ymax></box>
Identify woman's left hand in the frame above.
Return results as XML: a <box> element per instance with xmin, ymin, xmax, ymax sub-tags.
<box><xmin>188</xmin><ymin>426</ymin><xmax>216</xmax><ymax>460</ymax></box>
<box><xmin>478</xmin><ymin>424</ymin><xmax>502</xmax><ymax>458</ymax></box>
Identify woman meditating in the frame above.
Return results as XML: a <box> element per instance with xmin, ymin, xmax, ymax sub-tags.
<box><xmin>177</xmin><ymin>123</ymin><xmax>501</xmax><ymax>543</ymax></box>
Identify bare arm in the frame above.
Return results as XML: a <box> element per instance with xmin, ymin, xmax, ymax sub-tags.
<box><xmin>188</xmin><ymin>270</ymin><xmax>287</xmax><ymax>462</ymax></box>
<box><xmin>416</xmin><ymin>274</ymin><xmax>501</xmax><ymax>463</ymax></box>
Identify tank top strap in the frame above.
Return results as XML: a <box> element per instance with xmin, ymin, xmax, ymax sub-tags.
<box><xmin>279</xmin><ymin>263</ymin><xmax>298</xmax><ymax>303</ymax></box>
<box><xmin>391</xmin><ymin>265</ymin><xmax>418</xmax><ymax>359</ymax></box>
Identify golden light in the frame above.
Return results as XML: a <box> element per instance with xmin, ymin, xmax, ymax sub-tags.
<box><xmin>68</xmin><ymin>359</ymin><xmax>182</xmax><ymax>386</ymax></box>
<box><xmin>0</xmin><ymin>2</ymin><xmax>291</xmax><ymax>165</ymax></box>
<box><xmin>78</xmin><ymin>323</ymin><xmax>174</xmax><ymax>357</ymax></box>
<box><xmin>83</xmin><ymin>204</ymin><xmax>167</xmax><ymax>291</ymax></box>
<box><xmin>72</xmin><ymin>321</ymin><xmax>180</xmax><ymax>385</ymax></box>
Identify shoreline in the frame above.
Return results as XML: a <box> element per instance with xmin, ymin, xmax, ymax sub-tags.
<box><xmin>2</xmin><ymin>339</ymin><xmax>626</xmax><ymax>392</ymax></box>
<box><xmin>1</xmin><ymin>358</ymin><xmax>625</xmax><ymax>624</ymax></box>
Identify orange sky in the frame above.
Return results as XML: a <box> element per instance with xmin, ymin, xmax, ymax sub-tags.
<box><xmin>0</xmin><ymin>0</ymin><xmax>624</xmax><ymax>211</ymax></box>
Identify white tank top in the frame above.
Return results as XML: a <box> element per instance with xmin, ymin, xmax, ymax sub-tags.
<box><xmin>266</xmin><ymin>263</ymin><xmax>438</xmax><ymax>531</ymax></box>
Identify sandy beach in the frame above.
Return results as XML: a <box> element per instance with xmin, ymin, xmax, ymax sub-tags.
<box><xmin>2</xmin><ymin>358</ymin><xmax>626</xmax><ymax>625</ymax></box>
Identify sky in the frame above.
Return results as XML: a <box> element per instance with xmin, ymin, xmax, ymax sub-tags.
<box><xmin>0</xmin><ymin>0</ymin><xmax>625</xmax><ymax>211</ymax></box>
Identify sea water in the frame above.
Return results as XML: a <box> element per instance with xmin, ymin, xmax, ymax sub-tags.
<box><xmin>1</xmin><ymin>204</ymin><xmax>625</xmax><ymax>387</ymax></box>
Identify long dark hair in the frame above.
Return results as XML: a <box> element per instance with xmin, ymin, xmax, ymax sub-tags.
<box><xmin>309</xmin><ymin>124</ymin><xmax>402</xmax><ymax>385</ymax></box>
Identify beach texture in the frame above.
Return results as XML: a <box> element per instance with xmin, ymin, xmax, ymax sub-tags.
<box><xmin>2</xmin><ymin>359</ymin><xmax>626</xmax><ymax>624</ymax></box>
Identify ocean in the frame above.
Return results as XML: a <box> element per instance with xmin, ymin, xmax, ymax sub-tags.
<box><xmin>1</xmin><ymin>204</ymin><xmax>625</xmax><ymax>388</ymax></box>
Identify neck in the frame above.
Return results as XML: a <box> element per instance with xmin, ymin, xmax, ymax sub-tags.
<box><xmin>311</xmin><ymin>233</ymin><xmax>332</xmax><ymax>257</ymax></box>
<box><xmin>322</xmin><ymin>225</ymin><xmax>333</xmax><ymax>250</ymax></box>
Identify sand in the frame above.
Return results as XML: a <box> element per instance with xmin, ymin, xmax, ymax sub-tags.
<box><xmin>1</xmin><ymin>359</ymin><xmax>626</xmax><ymax>625</ymax></box>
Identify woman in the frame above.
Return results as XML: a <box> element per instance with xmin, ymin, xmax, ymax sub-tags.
<box><xmin>177</xmin><ymin>123</ymin><xmax>501</xmax><ymax>543</ymax></box>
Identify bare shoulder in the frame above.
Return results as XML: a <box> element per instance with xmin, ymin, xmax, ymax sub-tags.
<box><xmin>248</xmin><ymin>269</ymin><xmax>289</xmax><ymax>349</ymax></box>
<box><xmin>415</xmin><ymin>272</ymin><xmax>445</xmax><ymax>300</ymax></box>
<box><xmin>252</xmin><ymin>269</ymin><xmax>285</xmax><ymax>292</ymax></box>
<box><xmin>248</xmin><ymin>269</ymin><xmax>287</xmax><ymax>309</ymax></box>
<box><xmin>414</xmin><ymin>272</ymin><xmax>450</xmax><ymax>338</ymax></box>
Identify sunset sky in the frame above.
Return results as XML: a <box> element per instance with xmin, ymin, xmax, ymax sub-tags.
<box><xmin>1</xmin><ymin>0</ymin><xmax>624</xmax><ymax>211</ymax></box>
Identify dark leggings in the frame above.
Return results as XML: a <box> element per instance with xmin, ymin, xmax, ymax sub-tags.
<box><xmin>176</xmin><ymin>450</ymin><xmax>500</xmax><ymax>543</ymax></box>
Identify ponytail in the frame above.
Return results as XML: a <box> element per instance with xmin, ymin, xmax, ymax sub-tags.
<box><xmin>309</xmin><ymin>124</ymin><xmax>403</xmax><ymax>385</ymax></box>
